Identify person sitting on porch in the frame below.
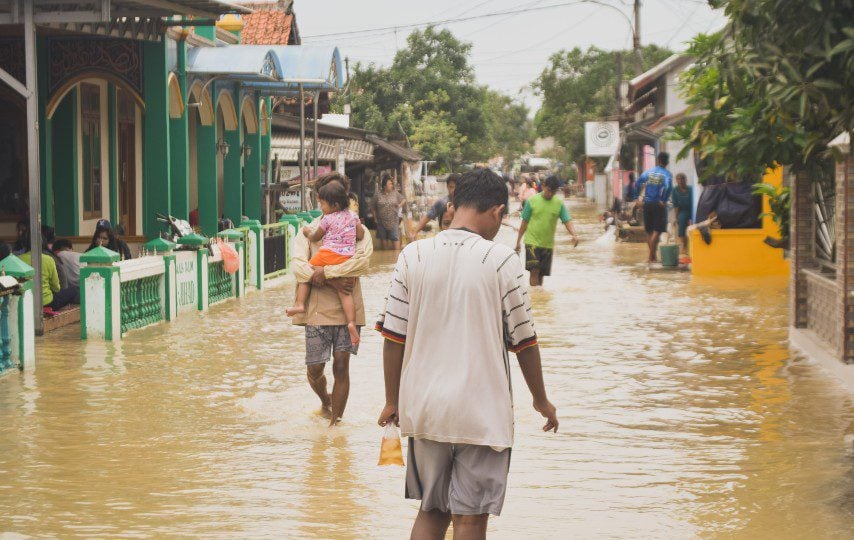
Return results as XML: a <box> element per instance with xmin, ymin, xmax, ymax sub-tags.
<box><xmin>19</xmin><ymin>233</ymin><xmax>80</xmax><ymax>313</ymax></box>
<box><xmin>0</xmin><ymin>242</ymin><xmax>9</xmax><ymax>261</ymax></box>
<box><xmin>86</xmin><ymin>220</ymin><xmax>133</xmax><ymax>260</ymax></box>
<box><xmin>53</xmin><ymin>239</ymin><xmax>81</xmax><ymax>290</ymax></box>
<box><xmin>12</xmin><ymin>220</ymin><xmax>28</xmax><ymax>255</ymax></box>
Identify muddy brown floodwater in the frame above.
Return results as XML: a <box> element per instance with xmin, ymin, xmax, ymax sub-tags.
<box><xmin>1</xmin><ymin>200</ymin><xmax>852</xmax><ymax>538</ymax></box>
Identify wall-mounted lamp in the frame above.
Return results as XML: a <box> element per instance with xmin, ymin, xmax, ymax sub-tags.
<box><xmin>242</xmin><ymin>143</ymin><xmax>252</xmax><ymax>158</ymax></box>
<box><xmin>217</xmin><ymin>138</ymin><xmax>230</xmax><ymax>157</ymax></box>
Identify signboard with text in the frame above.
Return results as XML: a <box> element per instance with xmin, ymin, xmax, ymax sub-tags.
<box><xmin>175</xmin><ymin>251</ymin><xmax>197</xmax><ymax>312</ymax></box>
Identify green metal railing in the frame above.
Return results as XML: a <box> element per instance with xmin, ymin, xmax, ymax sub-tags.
<box><xmin>208</xmin><ymin>260</ymin><xmax>233</xmax><ymax>304</ymax></box>
<box><xmin>262</xmin><ymin>222</ymin><xmax>291</xmax><ymax>280</ymax></box>
<box><xmin>120</xmin><ymin>275</ymin><xmax>163</xmax><ymax>334</ymax></box>
<box><xmin>0</xmin><ymin>294</ymin><xmax>11</xmax><ymax>372</ymax></box>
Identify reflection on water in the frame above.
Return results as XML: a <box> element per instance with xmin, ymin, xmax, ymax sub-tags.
<box><xmin>1</xmin><ymin>201</ymin><xmax>851</xmax><ymax>538</ymax></box>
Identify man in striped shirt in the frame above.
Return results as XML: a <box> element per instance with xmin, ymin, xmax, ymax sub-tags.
<box><xmin>377</xmin><ymin>168</ymin><xmax>559</xmax><ymax>539</ymax></box>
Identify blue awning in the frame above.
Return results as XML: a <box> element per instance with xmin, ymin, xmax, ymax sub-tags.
<box><xmin>187</xmin><ymin>45</ymin><xmax>283</xmax><ymax>83</ymax></box>
<box><xmin>243</xmin><ymin>45</ymin><xmax>344</xmax><ymax>94</ymax></box>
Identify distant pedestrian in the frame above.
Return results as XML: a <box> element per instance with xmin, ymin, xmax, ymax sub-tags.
<box><xmin>515</xmin><ymin>175</ymin><xmax>578</xmax><ymax>287</ymax></box>
<box><xmin>624</xmin><ymin>172</ymin><xmax>637</xmax><ymax>203</ymax></box>
<box><xmin>371</xmin><ymin>174</ymin><xmax>405</xmax><ymax>250</ymax></box>
<box><xmin>635</xmin><ymin>152</ymin><xmax>673</xmax><ymax>263</ymax></box>
<box><xmin>671</xmin><ymin>173</ymin><xmax>693</xmax><ymax>255</ymax></box>
<box><xmin>409</xmin><ymin>173</ymin><xmax>458</xmax><ymax>240</ymax></box>
<box><xmin>377</xmin><ymin>168</ymin><xmax>558</xmax><ymax>539</ymax></box>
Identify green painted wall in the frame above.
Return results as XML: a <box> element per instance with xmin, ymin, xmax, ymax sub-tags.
<box><xmin>108</xmin><ymin>84</ymin><xmax>118</xmax><ymax>225</ymax></box>
<box><xmin>195</xmin><ymin>26</ymin><xmax>216</xmax><ymax>41</ymax></box>
<box><xmin>242</xmin><ymin>94</ymin><xmax>263</xmax><ymax>221</ymax></box>
<box><xmin>196</xmin><ymin>121</ymin><xmax>218</xmax><ymax>235</ymax></box>
<box><xmin>170</xmin><ymin>40</ymin><xmax>190</xmax><ymax>219</ymax></box>
<box><xmin>142</xmin><ymin>40</ymin><xmax>172</xmax><ymax>238</ymax></box>
<box><xmin>52</xmin><ymin>88</ymin><xmax>79</xmax><ymax>236</ymax></box>
<box><xmin>37</xmin><ymin>37</ymin><xmax>52</xmax><ymax>226</ymax></box>
<box><xmin>223</xmin><ymin>95</ymin><xmax>242</xmax><ymax>224</ymax></box>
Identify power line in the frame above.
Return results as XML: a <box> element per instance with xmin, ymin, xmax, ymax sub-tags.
<box><xmin>301</xmin><ymin>1</ymin><xmax>591</xmax><ymax>40</ymax></box>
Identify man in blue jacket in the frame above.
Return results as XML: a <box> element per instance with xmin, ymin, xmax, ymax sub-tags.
<box><xmin>635</xmin><ymin>152</ymin><xmax>673</xmax><ymax>263</ymax></box>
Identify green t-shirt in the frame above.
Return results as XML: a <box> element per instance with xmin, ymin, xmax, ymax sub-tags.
<box><xmin>521</xmin><ymin>193</ymin><xmax>571</xmax><ymax>249</ymax></box>
<box><xmin>19</xmin><ymin>252</ymin><xmax>60</xmax><ymax>306</ymax></box>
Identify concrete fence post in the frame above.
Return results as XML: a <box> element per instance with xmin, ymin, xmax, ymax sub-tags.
<box><xmin>241</xmin><ymin>219</ymin><xmax>264</xmax><ymax>290</ymax></box>
<box><xmin>0</xmin><ymin>254</ymin><xmax>36</xmax><ymax>370</ymax></box>
<box><xmin>79</xmin><ymin>247</ymin><xmax>121</xmax><ymax>341</ymax></box>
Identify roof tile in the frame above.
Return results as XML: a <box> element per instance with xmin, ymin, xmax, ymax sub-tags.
<box><xmin>241</xmin><ymin>11</ymin><xmax>293</xmax><ymax>45</ymax></box>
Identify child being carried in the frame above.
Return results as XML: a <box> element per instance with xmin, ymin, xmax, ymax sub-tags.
<box><xmin>287</xmin><ymin>181</ymin><xmax>364</xmax><ymax>345</ymax></box>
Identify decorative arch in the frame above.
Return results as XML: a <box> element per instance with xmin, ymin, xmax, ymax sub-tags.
<box><xmin>259</xmin><ymin>98</ymin><xmax>270</xmax><ymax>136</ymax></box>
<box><xmin>188</xmin><ymin>79</ymin><xmax>214</xmax><ymax>126</ymax></box>
<box><xmin>240</xmin><ymin>95</ymin><xmax>258</xmax><ymax>134</ymax></box>
<box><xmin>216</xmin><ymin>90</ymin><xmax>238</xmax><ymax>131</ymax></box>
<box><xmin>168</xmin><ymin>72</ymin><xmax>184</xmax><ymax>119</ymax></box>
<box><xmin>46</xmin><ymin>73</ymin><xmax>144</xmax><ymax>119</ymax></box>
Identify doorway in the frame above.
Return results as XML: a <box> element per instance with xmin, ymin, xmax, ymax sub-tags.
<box><xmin>117</xmin><ymin>89</ymin><xmax>136</xmax><ymax>235</ymax></box>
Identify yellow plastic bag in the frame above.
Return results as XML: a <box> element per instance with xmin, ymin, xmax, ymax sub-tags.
<box><xmin>378</xmin><ymin>423</ymin><xmax>404</xmax><ymax>466</ymax></box>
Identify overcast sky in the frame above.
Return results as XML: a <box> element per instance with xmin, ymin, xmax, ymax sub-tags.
<box><xmin>296</xmin><ymin>0</ymin><xmax>726</xmax><ymax>113</ymax></box>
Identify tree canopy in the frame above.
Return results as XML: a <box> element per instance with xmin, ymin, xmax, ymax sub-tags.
<box><xmin>533</xmin><ymin>44</ymin><xmax>673</xmax><ymax>165</ymax></box>
<box><xmin>671</xmin><ymin>0</ymin><xmax>854</xmax><ymax>182</ymax></box>
<box><xmin>338</xmin><ymin>27</ymin><xmax>533</xmax><ymax>171</ymax></box>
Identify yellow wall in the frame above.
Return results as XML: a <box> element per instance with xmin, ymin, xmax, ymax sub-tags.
<box><xmin>690</xmin><ymin>168</ymin><xmax>790</xmax><ymax>277</ymax></box>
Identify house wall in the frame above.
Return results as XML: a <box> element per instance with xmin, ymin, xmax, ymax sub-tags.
<box><xmin>791</xmin><ymin>145</ymin><xmax>854</xmax><ymax>364</ymax></box>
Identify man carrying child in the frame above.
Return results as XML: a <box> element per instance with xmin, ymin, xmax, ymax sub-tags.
<box><xmin>289</xmin><ymin>173</ymin><xmax>373</xmax><ymax>426</ymax></box>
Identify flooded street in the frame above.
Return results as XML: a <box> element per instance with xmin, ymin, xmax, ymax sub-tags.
<box><xmin>1</xmin><ymin>200</ymin><xmax>852</xmax><ymax>538</ymax></box>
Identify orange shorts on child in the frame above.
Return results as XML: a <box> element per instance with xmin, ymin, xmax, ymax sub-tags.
<box><xmin>309</xmin><ymin>248</ymin><xmax>353</xmax><ymax>267</ymax></box>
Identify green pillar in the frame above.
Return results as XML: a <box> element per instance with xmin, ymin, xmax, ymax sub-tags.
<box><xmin>242</xmin><ymin>94</ymin><xmax>263</xmax><ymax>221</ymax></box>
<box><xmin>223</xmin><ymin>121</ymin><xmax>242</xmax><ymax>224</ymax></box>
<box><xmin>52</xmin><ymin>88</ymin><xmax>79</xmax><ymax>236</ymax></box>
<box><xmin>142</xmin><ymin>40</ymin><xmax>171</xmax><ymax>238</ymax></box>
<box><xmin>108</xmin><ymin>84</ymin><xmax>118</xmax><ymax>225</ymax></box>
<box><xmin>37</xmin><ymin>37</ymin><xmax>53</xmax><ymax>227</ymax></box>
<box><xmin>197</xmin><ymin>121</ymin><xmax>217</xmax><ymax>236</ymax></box>
<box><xmin>170</xmin><ymin>40</ymin><xmax>190</xmax><ymax>220</ymax></box>
<box><xmin>260</xmin><ymin>97</ymin><xmax>272</xmax><ymax>220</ymax></box>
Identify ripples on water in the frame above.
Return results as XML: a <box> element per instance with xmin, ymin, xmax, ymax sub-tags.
<box><xmin>1</xmin><ymin>201</ymin><xmax>852</xmax><ymax>538</ymax></box>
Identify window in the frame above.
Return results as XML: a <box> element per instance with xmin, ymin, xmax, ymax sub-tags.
<box><xmin>81</xmin><ymin>83</ymin><xmax>102</xmax><ymax>219</ymax></box>
<box><xmin>814</xmin><ymin>164</ymin><xmax>836</xmax><ymax>268</ymax></box>
<box><xmin>0</xmin><ymin>98</ymin><xmax>27</xmax><ymax>220</ymax></box>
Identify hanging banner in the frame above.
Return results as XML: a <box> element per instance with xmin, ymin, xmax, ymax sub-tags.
<box><xmin>584</xmin><ymin>121</ymin><xmax>620</xmax><ymax>157</ymax></box>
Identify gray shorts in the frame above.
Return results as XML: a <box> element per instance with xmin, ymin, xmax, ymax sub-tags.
<box><xmin>405</xmin><ymin>438</ymin><xmax>511</xmax><ymax>516</ymax></box>
<box><xmin>304</xmin><ymin>325</ymin><xmax>360</xmax><ymax>365</ymax></box>
<box><xmin>376</xmin><ymin>220</ymin><xmax>400</xmax><ymax>241</ymax></box>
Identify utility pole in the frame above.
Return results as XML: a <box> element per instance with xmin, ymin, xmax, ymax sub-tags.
<box><xmin>614</xmin><ymin>51</ymin><xmax>623</xmax><ymax>116</ymax></box>
<box><xmin>633</xmin><ymin>0</ymin><xmax>643</xmax><ymax>73</ymax></box>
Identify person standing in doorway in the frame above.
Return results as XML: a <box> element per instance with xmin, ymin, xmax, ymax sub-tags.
<box><xmin>291</xmin><ymin>172</ymin><xmax>373</xmax><ymax>426</ymax></box>
<box><xmin>671</xmin><ymin>173</ymin><xmax>693</xmax><ymax>256</ymax></box>
<box><xmin>377</xmin><ymin>168</ymin><xmax>558</xmax><ymax>540</ymax></box>
<box><xmin>408</xmin><ymin>173</ymin><xmax>458</xmax><ymax>240</ymax></box>
<box><xmin>514</xmin><ymin>175</ymin><xmax>578</xmax><ymax>287</ymax></box>
<box><xmin>635</xmin><ymin>152</ymin><xmax>673</xmax><ymax>263</ymax></box>
<box><xmin>371</xmin><ymin>174</ymin><xmax>405</xmax><ymax>251</ymax></box>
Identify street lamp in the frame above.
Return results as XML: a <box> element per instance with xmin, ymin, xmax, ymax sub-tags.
<box><xmin>242</xmin><ymin>143</ymin><xmax>252</xmax><ymax>158</ymax></box>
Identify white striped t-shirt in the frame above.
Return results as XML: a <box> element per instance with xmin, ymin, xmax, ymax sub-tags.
<box><xmin>376</xmin><ymin>228</ymin><xmax>537</xmax><ymax>449</ymax></box>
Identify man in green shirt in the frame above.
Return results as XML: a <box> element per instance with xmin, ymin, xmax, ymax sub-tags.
<box><xmin>515</xmin><ymin>175</ymin><xmax>578</xmax><ymax>286</ymax></box>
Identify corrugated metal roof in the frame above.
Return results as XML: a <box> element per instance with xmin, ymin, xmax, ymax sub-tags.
<box><xmin>270</xmin><ymin>135</ymin><xmax>374</xmax><ymax>163</ymax></box>
<box><xmin>187</xmin><ymin>45</ymin><xmax>282</xmax><ymax>80</ymax></box>
<box><xmin>0</xmin><ymin>0</ymin><xmax>250</xmax><ymax>20</ymax></box>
